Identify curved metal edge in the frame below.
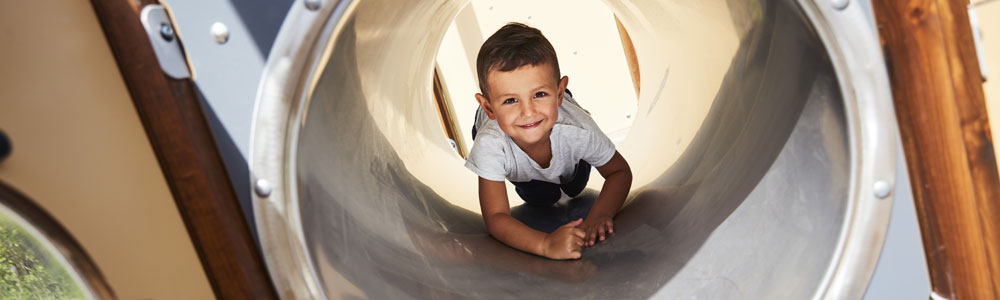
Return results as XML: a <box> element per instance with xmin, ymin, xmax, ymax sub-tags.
<box><xmin>795</xmin><ymin>1</ymin><xmax>899</xmax><ymax>299</ymax></box>
<box><xmin>250</xmin><ymin>0</ymin><xmax>357</xmax><ymax>298</ymax></box>
<box><xmin>252</xmin><ymin>0</ymin><xmax>900</xmax><ymax>298</ymax></box>
<box><xmin>0</xmin><ymin>180</ymin><xmax>116</xmax><ymax>300</ymax></box>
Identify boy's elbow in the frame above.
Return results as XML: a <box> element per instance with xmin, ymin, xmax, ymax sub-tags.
<box><xmin>616</xmin><ymin>162</ymin><xmax>633</xmax><ymax>188</ymax></box>
<box><xmin>482</xmin><ymin>212</ymin><xmax>510</xmax><ymax>234</ymax></box>
<box><xmin>620</xmin><ymin>168</ymin><xmax>633</xmax><ymax>187</ymax></box>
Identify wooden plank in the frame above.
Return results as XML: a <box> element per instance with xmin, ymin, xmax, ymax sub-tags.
<box><xmin>873</xmin><ymin>0</ymin><xmax>1000</xmax><ymax>298</ymax></box>
<box><xmin>87</xmin><ymin>1</ymin><xmax>277</xmax><ymax>299</ymax></box>
<box><xmin>433</xmin><ymin>67</ymin><xmax>468</xmax><ymax>157</ymax></box>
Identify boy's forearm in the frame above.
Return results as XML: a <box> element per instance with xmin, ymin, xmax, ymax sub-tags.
<box><xmin>484</xmin><ymin>213</ymin><xmax>548</xmax><ymax>256</ymax></box>
<box><xmin>588</xmin><ymin>170</ymin><xmax>632</xmax><ymax>219</ymax></box>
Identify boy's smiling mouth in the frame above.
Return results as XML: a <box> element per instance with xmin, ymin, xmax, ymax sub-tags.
<box><xmin>518</xmin><ymin>120</ymin><xmax>544</xmax><ymax>129</ymax></box>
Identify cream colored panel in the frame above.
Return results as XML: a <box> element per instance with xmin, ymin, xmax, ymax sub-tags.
<box><xmin>0</xmin><ymin>1</ymin><xmax>214</xmax><ymax>299</ymax></box>
<box><xmin>978</xmin><ymin>1</ymin><xmax>1000</xmax><ymax>172</ymax></box>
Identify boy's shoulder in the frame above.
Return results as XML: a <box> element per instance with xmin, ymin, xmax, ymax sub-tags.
<box><xmin>468</xmin><ymin>121</ymin><xmax>509</xmax><ymax>155</ymax></box>
<box><xmin>465</xmin><ymin>121</ymin><xmax>512</xmax><ymax>181</ymax></box>
<box><xmin>556</xmin><ymin>95</ymin><xmax>602</xmax><ymax>133</ymax></box>
<box><xmin>473</xmin><ymin>120</ymin><xmax>507</xmax><ymax>142</ymax></box>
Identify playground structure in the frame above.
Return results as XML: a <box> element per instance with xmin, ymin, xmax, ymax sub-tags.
<box><xmin>1</xmin><ymin>0</ymin><xmax>999</xmax><ymax>299</ymax></box>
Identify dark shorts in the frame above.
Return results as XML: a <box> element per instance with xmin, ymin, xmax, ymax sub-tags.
<box><xmin>510</xmin><ymin>160</ymin><xmax>591</xmax><ymax>207</ymax></box>
<box><xmin>509</xmin><ymin>190</ymin><xmax>597</xmax><ymax>233</ymax></box>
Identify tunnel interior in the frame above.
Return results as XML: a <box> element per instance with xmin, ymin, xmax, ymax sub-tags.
<box><xmin>269</xmin><ymin>0</ymin><xmax>866</xmax><ymax>298</ymax></box>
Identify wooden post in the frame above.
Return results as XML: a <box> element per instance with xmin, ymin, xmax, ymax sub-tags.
<box><xmin>88</xmin><ymin>1</ymin><xmax>278</xmax><ymax>298</ymax></box>
<box><xmin>873</xmin><ymin>0</ymin><xmax>1000</xmax><ymax>298</ymax></box>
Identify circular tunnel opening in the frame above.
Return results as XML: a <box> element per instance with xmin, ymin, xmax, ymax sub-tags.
<box><xmin>252</xmin><ymin>0</ymin><xmax>896</xmax><ymax>299</ymax></box>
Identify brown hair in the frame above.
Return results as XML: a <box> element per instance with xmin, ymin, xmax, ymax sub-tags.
<box><xmin>476</xmin><ymin>23</ymin><xmax>560</xmax><ymax>99</ymax></box>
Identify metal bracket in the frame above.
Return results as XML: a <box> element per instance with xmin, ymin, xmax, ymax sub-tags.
<box><xmin>968</xmin><ymin>4</ymin><xmax>988</xmax><ymax>82</ymax></box>
<box><xmin>930</xmin><ymin>291</ymin><xmax>949</xmax><ymax>300</ymax></box>
<box><xmin>139</xmin><ymin>5</ymin><xmax>191</xmax><ymax>79</ymax></box>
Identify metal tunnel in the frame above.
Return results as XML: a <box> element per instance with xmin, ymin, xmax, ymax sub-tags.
<box><xmin>250</xmin><ymin>0</ymin><xmax>899</xmax><ymax>298</ymax></box>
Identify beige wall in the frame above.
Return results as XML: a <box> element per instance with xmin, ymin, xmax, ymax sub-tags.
<box><xmin>976</xmin><ymin>1</ymin><xmax>1000</xmax><ymax>171</ymax></box>
<box><xmin>0</xmin><ymin>1</ymin><xmax>214</xmax><ymax>299</ymax></box>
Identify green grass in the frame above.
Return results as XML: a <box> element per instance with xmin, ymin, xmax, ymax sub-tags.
<box><xmin>0</xmin><ymin>215</ymin><xmax>85</xmax><ymax>300</ymax></box>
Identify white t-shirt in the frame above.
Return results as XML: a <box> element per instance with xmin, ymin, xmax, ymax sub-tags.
<box><xmin>465</xmin><ymin>93</ymin><xmax>616</xmax><ymax>183</ymax></box>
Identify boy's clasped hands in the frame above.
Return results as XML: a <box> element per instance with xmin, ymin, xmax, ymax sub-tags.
<box><xmin>542</xmin><ymin>216</ymin><xmax>615</xmax><ymax>259</ymax></box>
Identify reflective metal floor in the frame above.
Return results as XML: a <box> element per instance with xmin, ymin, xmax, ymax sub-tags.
<box><xmin>252</xmin><ymin>0</ymin><xmax>896</xmax><ymax>299</ymax></box>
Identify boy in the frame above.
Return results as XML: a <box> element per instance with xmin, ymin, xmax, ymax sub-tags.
<box><xmin>465</xmin><ymin>23</ymin><xmax>632</xmax><ymax>260</ymax></box>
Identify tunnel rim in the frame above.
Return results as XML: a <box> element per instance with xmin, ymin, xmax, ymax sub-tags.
<box><xmin>249</xmin><ymin>0</ymin><xmax>900</xmax><ymax>299</ymax></box>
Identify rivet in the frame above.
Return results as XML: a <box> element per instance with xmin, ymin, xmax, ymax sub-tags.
<box><xmin>832</xmin><ymin>0</ymin><xmax>849</xmax><ymax>10</ymax></box>
<box><xmin>304</xmin><ymin>0</ymin><xmax>321</xmax><ymax>11</ymax></box>
<box><xmin>873</xmin><ymin>180</ymin><xmax>892</xmax><ymax>199</ymax></box>
<box><xmin>159</xmin><ymin>23</ymin><xmax>175</xmax><ymax>42</ymax></box>
<box><xmin>210</xmin><ymin>22</ymin><xmax>229</xmax><ymax>44</ymax></box>
<box><xmin>255</xmin><ymin>179</ymin><xmax>273</xmax><ymax>197</ymax></box>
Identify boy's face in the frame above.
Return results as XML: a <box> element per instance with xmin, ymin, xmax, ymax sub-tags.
<box><xmin>476</xmin><ymin>63</ymin><xmax>568</xmax><ymax>148</ymax></box>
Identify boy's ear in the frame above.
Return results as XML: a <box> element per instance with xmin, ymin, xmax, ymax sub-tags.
<box><xmin>475</xmin><ymin>93</ymin><xmax>496</xmax><ymax>120</ymax></box>
<box><xmin>558</xmin><ymin>76</ymin><xmax>569</xmax><ymax>104</ymax></box>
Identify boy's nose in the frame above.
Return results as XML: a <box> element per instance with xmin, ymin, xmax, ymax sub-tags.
<box><xmin>521</xmin><ymin>100</ymin><xmax>537</xmax><ymax>116</ymax></box>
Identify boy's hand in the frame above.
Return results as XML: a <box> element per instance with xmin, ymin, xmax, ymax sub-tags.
<box><xmin>581</xmin><ymin>215</ymin><xmax>614</xmax><ymax>247</ymax></box>
<box><xmin>542</xmin><ymin>218</ymin><xmax>585</xmax><ymax>259</ymax></box>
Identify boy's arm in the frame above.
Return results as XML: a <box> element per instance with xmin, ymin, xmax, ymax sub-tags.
<box><xmin>582</xmin><ymin>151</ymin><xmax>632</xmax><ymax>246</ymax></box>
<box><xmin>479</xmin><ymin>177</ymin><xmax>585</xmax><ymax>259</ymax></box>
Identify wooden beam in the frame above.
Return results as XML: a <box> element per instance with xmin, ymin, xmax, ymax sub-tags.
<box><xmin>88</xmin><ymin>1</ymin><xmax>277</xmax><ymax>298</ymax></box>
<box><xmin>873</xmin><ymin>0</ymin><xmax>1000</xmax><ymax>298</ymax></box>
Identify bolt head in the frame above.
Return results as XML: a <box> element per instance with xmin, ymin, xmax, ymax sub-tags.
<box><xmin>211</xmin><ymin>22</ymin><xmax>230</xmax><ymax>44</ymax></box>
<box><xmin>304</xmin><ymin>0</ymin><xmax>321</xmax><ymax>10</ymax></box>
<box><xmin>159</xmin><ymin>23</ymin><xmax>175</xmax><ymax>41</ymax></box>
<box><xmin>255</xmin><ymin>179</ymin><xmax>273</xmax><ymax>197</ymax></box>
<box><xmin>873</xmin><ymin>180</ymin><xmax>892</xmax><ymax>199</ymax></box>
<box><xmin>832</xmin><ymin>0</ymin><xmax>849</xmax><ymax>10</ymax></box>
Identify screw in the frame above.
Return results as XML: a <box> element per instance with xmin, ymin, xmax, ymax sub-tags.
<box><xmin>255</xmin><ymin>179</ymin><xmax>273</xmax><ymax>197</ymax></box>
<box><xmin>159</xmin><ymin>23</ymin><xmax>175</xmax><ymax>42</ymax></box>
<box><xmin>304</xmin><ymin>0</ymin><xmax>321</xmax><ymax>11</ymax></box>
<box><xmin>211</xmin><ymin>22</ymin><xmax>230</xmax><ymax>44</ymax></box>
<box><xmin>873</xmin><ymin>180</ymin><xmax>892</xmax><ymax>199</ymax></box>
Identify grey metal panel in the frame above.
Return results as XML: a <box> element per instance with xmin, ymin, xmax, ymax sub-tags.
<box><xmin>166</xmin><ymin>0</ymin><xmax>288</xmax><ymax>157</ymax></box>
<box><xmin>162</xmin><ymin>0</ymin><xmax>293</xmax><ymax>236</ymax></box>
<box><xmin>862</xmin><ymin>147</ymin><xmax>932</xmax><ymax>300</ymax></box>
<box><xmin>250</xmin><ymin>0</ymin><xmax>902</xmax><ymax>299</ymax></box>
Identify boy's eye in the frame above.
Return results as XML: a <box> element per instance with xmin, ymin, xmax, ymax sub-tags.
<box><xmin>534</xmin><ymin>92</ymin><xmax>548</xmax><ymax>98</ymax></box>
<box><xmin>503</xmin><ymin>98</ymin><xmax>516</xmax><ymax>104</ymax></box>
